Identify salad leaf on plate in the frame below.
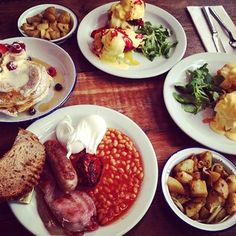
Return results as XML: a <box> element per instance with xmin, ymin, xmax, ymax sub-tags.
<box><xmin>136</xmin><ymin>21</ymin><xmax>178</xmax><ymax>61</ymax></box>
<box><xmin>173</xmin><ymin>63</ymin><xmax>224</xmax><ymax>114</ymax></box>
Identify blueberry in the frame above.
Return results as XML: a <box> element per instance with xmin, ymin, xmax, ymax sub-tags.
<box><xmin>54</xmin><ymin>83</ymin><xmax>63</xmax><ymax>91</ymax></box>
<box><xmin>28</xmin><ymin>107</ymin><xmax>36</xmax><ymax>115</ymax></box>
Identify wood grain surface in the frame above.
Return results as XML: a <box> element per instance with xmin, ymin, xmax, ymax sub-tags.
<box><xmin>0</xmin><ymin>0</ymin><xmax>236</xmax><ymax>236</ymax></box>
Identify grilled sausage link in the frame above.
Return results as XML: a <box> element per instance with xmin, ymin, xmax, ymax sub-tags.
<box><xmin>44</xmin><ymin>140</ymin><xmax>78</xmax><ymax>193</ymax></box>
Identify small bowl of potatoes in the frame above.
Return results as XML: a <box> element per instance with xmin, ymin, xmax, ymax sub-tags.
<box><xmin>17</xmin><ymin>4</ymin><xmax>78</xmax><ymax>44</ymax></box>
<box><xmin>161</xmin><ymin>147</ymin><xmax>236</xmax><ymax>231</ymax></box>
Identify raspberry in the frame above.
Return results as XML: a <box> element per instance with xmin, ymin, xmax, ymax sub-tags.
<box><xmin>47</xmin><ymin>66</ymin><xmax>57</xmax><ymax>77</ymax></box>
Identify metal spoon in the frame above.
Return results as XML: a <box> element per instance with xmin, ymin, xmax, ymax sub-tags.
<box><xmin>209</xmin><ymin>7</ymin><xmax>236</xmax><ymax>48</ymax></box>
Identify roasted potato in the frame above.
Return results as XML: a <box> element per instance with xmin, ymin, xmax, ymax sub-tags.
<box><xmin>198</xmin><ymin>151</ymin><xmax>213</xmax><ymax>169</ymax></box>
<box><xmin>189</xmin><ymin>179</ymin><xmax>208</xmax><ymax>198</ymax></box>
<box><xmin>175</xmin><ymin>171</ymin><xmax>193</xmax><ymax>185</ymax></box>
<box><xmin>214</xmin><ymin>178</ymin><xmax>229</xmax><ymax>199</ymax></box>
<box><xmin>206</xmin><ymin>190</ymin><xmax>225</xmax><ymax>211</ymax></box>
<box><xmin>226</xmin><ymin>175</ymin><xmax>236</xmax><ymax>194</ymax></box>
<box><xmin>58</xmin><ymin>11</ymin><xmax>71</xmax><ymax>24</ymax></box>
<box><xmin>174</xmin><ymin>159</ymin><xmax>194</xmax><ymax>174</ymax></box>
<box><xmin>185</xmin><ymin>201</ymin><xmax>204</xmax><ymax>218</ymax></box>
<box><xmin>226</xmin><ymin>193</ymin><xmax>236</xmax><ymax>214</ymax></box>
<box><xmin>167</xmin><ymin>176</ymin><xmax>185</xmax><ymax>194</ymax></box>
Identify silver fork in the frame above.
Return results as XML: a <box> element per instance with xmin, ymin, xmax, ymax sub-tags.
<box><xmin>209</xmin><ymin>7</ymin><xmax>236</xmax><ymax>48</ymax></box>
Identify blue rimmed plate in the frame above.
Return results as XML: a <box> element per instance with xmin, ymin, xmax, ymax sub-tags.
<box><xmin>0</xmin><ymin>37</ymin><xmax>76</xmax><ymax>123</ymax></box>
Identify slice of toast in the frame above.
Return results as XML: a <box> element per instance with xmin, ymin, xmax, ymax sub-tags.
<box><xmin>0</xmin><ymin>129</ymin><xmax>46</xmax><ymax>201</ymax></box>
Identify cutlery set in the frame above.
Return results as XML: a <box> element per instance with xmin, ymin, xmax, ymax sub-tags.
<box><xmin>202</xmin><ymin>6</ymin><xmax>236</xmax><ymax>52</ymax></box>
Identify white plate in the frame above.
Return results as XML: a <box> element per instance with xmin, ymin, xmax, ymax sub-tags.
<box><xmin>9</xmin><ymin>105</ymin><xmax>158</xmax><ymax>236</ymax></box>
<box><xmin>17</xmin><ymin>4</ymin><xmax>78</xmax><ymax>44</ymax></box>
<box><xmin>77</xmin><ymin>2</ymin><xmax>187</xmax><ymax>79</ymax></box>
<box><xmin>163</xmin><ymin>52</ymin><xmax>236</xmax><ymax>155</ymax></box>
<box><xmin>161</xmin><ymin>147</ymin><xmax>236</xmax><ymax>231</ymax></box>
<box><xmin>0</xmin><ymin>37</ymin><xmax>76</xmax><ymax>123</ymax></box>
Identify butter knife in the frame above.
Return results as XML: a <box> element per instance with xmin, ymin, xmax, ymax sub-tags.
<box><xmin>201</xmin><ymin>6</ymin><xmax>225</xmax><ymax>52</ymax></box>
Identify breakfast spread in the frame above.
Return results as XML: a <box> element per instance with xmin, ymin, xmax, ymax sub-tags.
<box><xmin>167</xmin><ymin>151</ymin><xmax>236</xmax><ymax>224</ymax></box>
<box><xmin>0</xmin><ymin>129</ymin><xmax>45</xmax><ymax>201</ymax></box>
<box><xmin>20</xmin><ymin>6</ymin><xmax>72</xmax><ymax>40</ymax></box>
<box><xmin>91</xmin><ymin>0</ymin><xmax>177</xmax><ymax>67</ymax></box>
<box><xmin>34</xmin><ymin>115</ymin><xmax>144</xmax><ymax>234</ymax></box>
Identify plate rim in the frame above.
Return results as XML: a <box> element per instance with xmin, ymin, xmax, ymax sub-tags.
<box><xmin>163</xmin><ymin>52</ymin><xmax>236</xmax><ymax>155</ymax></box>
<box><xmin>9</xmin><ymin>104</ymin><xmax>158</xmax><ymax>236</ymax></box>
<box><xmin>0</xmin><ymin>37</ymin><xmax>77</xmax><ymax>123</ymax></box>
<box><xmin>77</xmin><ymin>2</ymin><xmax>187</xmax><ymax>79</ymax></box>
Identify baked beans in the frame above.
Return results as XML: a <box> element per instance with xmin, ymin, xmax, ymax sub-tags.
<box><xmin>87</xmin><ymin>128</ymin><xmax>144</xmax><ymax>225</ymax></box>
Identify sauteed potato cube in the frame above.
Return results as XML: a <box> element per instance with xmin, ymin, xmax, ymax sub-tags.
<box><xmin>206</xmin><ymin>190</ymin><xmax>225</xmax><ymax>211</ymax></box>
<box><xmin>214</xmin><ymin>178</ymin><xmax>229</xmax><ymax>199</ymax></box>
<box><xmin>58</xmin><ymin>11</ymin><xmax>71</xmax><ymax>24</ymax></box>
<box><xmin>190</xmin><ymin>179</ymin><xmax>208</xmax><ymax>198</ymax></box>
<box><xmin>175</xmin><ymin>171</ymin><xmax>193</xmax><ymax>184</ymax></box>
<box><xmin>226</xmin><ymin>175</ymin><xmax>236</xmax><ymax>193</ymax></box>
<box><xmin>209</xmin><ymin>171</ymin><xmax>221</xmax><ymax>184</ymax></box>
<box><xmin>199</xmin><ymin>206</ymin><xmax>210</xmax><ymax>219</ymax></box>
<box><xmin>185</xmin><ymin>201</ymin><xmax>204</xmax><ymax>218</ymax></box>
<box><xmin>174</xmin><ymin>159</ymin><xmax>194</xmax><ymax>174</ymax></box>
<box><xmin>198</xmin><ymin>151</ymin><xmax>212</xmax><ymax>169</ymax></box>
<box><xmin>167</xmin><ymin>176</ymin><xmax>185</xmax><ymax>194</ymax></box>
<box><xmin>226</xmin><ymin>193</ymin><xmax>236</xmax><ymax>214</ymax></box>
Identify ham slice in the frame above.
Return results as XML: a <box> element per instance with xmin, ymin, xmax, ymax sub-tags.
<box><xmin>38</xmin><ymin>165</ymin><xmax>98</xmax><ymax>234</ymax></box>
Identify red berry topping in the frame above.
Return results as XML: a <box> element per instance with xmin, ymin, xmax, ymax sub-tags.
<box><xmin>0</xmin><ymin>44</ymin><xmax>9</xmax><ymax>54</ymax></box>
<box><xmin>124</xmin><ymin>37</ymin><xmax>134</xmax><ymax>52</ymax></box>
<box><xmin>9</xmin><ymin>42</ymin><xmax>25</xmax><ymax>54</ymax></box>
<box><xmin>47</xmin><ymin>66</ymin><xmax>57</xmax><ymax>77</ymax></box>
<box><xmin>6</xmin><ymin>61</ymin><xmax>17</xmax><ymax>71</ymax></box>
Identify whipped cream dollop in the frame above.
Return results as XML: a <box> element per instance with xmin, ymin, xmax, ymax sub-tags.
<box><xmin>56</xmin><ymin>114</ymin><xmax>107</xmax><ymax>158</ymax></box>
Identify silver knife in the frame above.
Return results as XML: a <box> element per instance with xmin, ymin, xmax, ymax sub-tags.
<box><xmin>201</xmin><ymin>6</ymin><xmax>225</xmax><ymax>53</ymax></box>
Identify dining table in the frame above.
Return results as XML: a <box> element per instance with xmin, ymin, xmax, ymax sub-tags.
<box><xmin>0</xmin><ymin>0</ymin><xmax>236</xmax><ymax>235</ymax></box>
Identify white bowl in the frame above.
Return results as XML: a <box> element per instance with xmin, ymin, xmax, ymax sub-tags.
<box><xmin>161</xmin><ymin>147</ymin><xmax>236</xmax><ymax>231</ymax></box>
<box><xmin>17</xmin><ymin>4</ymin><xmax>78</xmax><ymax>44</ymax></box>
<box><xmin>0</xmin><ymin>37</ymin><xmax>76</xmax><ymax>123</ymax></box>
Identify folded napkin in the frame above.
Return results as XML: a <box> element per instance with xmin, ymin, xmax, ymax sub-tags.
<box><xmin>187</xmin><ymin>6</ymin><xmax>236</xmax><ymax>53</ymax></box>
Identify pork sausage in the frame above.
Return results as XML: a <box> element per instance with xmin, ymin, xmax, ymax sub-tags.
<box><xmin>44</xmin><ymin>140</ymin><xmax>78</xmax><ymax>192</ymax></box>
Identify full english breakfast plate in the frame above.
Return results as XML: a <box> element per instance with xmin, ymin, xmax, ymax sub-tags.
<box><xmin>9</xmin><ymin>105</ymin><xmax>158</xmax><ymax>235</ymax></box>
<box><xmin>0</xmin><ymin>37</ymin><xmax>76</xmax><ymax>123</ymax></box>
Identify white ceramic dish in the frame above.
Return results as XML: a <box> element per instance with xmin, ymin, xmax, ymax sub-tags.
<box><xmin>77</xmin><ymin>2</ymin><xmax>187</xmax><ymax>79</ymax></box>
<box><xmin>163</xmin><ymin>52</ymin><xmax>236</xmax><ymax>155</ymax></box>
<box><xmin>0</xmin><ymin>37</ymin><xmax>76</xmax><ymax>123</ymax></box>
<box><xmin>161</xmin><ymin>147</ymin><xmax>236</xmax><ymax>231</ymax></box>
<box><xmin>9</xmin><ymin>104</ymin><xmax>158</xmax><ymax>236</ymax></box>
<box><xmin>18</xmin><ymin>4</ymin><xmax>78</xmax><ymax>44</ymax></box>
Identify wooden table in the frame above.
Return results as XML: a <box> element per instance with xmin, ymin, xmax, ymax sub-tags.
<box><xmin>0</xmin><ymin>0</ymin><xmax>236</xmax><ymax>235</ymax></box>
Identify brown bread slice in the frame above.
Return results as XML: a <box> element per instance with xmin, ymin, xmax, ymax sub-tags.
<box><xmin>0</xmin><ymin>129</ymin><xmax>46</xmax><ymax>201</ymax></box>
